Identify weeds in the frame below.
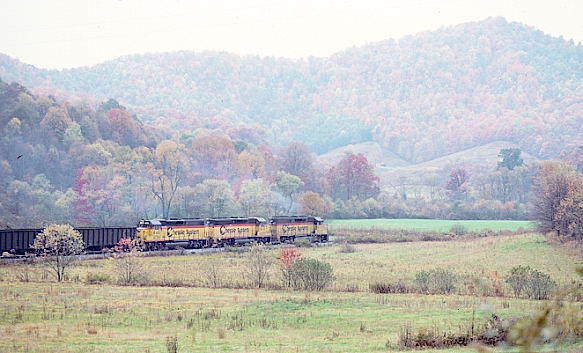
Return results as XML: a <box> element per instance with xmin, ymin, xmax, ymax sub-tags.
<box><xmin>332</xmin><ymin>227</ymin><xmax>528</xmax><ymax>244</ymax></box>
<box><xmin>338</xmin><ymin>242</ymin><xmax>356</xmax><ymax>253</ymax></box>
<box><xmin>369</xmin><ymin>281</ymin><xmax>413</xmax><ymax>294</ymax></box>
<box><xmin>415</xmin><ymin>268</ymin><xmax>458</xmax><ymax>294</ymax></box>
<box><xmin>165</xmin><ymin>335</ymin><xmax>178</xmax><ymax>353</ymax></box>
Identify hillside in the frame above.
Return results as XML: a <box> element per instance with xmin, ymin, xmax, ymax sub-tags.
<box><xmin>377</xmin><ymin>141</ymin><xmax>538</xmax><ymax>185</ymax></box>
<box><xmin>1</xmin><ymin>17</ymin><xmax>582</xmax><ymax>164</ymax></box>
<box><xmin>316</xmin><ymin>141</ymin><xmax>410</xmax><ymax>172</ymax></box>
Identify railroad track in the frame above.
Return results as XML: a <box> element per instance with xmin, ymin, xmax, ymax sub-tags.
<box><xmin>0</xmin><ymin>241</ymin><xmax>334</xmax><ymax>264</ymax></box>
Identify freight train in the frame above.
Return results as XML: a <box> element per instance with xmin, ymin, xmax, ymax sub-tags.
<box><xmin>0</xmin><ymin>216</ymin><xmax>327</xmax><ymax>255</ymax></box>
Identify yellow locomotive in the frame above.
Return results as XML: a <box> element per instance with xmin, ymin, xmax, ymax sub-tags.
<box><xmin>136</xmin><ymin>216</ymin><xmax>327</xmax><ymax>250</ymax></box>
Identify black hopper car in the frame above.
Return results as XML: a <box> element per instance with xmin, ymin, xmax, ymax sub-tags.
<box><xmin>0</xmin><ymin>227</ymin><xmax>136</xmax><ymax>255</ymax></box>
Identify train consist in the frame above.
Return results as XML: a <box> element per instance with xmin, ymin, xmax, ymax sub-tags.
<box><xmin>0</xmin><ymin>216</ymin><xmax>327</xmax><ymax>254</ymax></box>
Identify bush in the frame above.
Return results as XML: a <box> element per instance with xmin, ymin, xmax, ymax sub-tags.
<box><xmin>111</xmin><ymin>251</ymin><xmax>148</xmax><ymax>285</ymax></box>
<box><xmin>505</xmin><ymin>266</ymin><xmax>556</xmax><ymax>300</ymax></box>
<box><xmin>85</xmin><ymin>272</ymin><xmax>111</xmax><ymax>284</ymax></box>
<box><xmin>245</xmin><ymin>243</ymin><xmax>272</xmax><ymax>288</ymax></box>
<box><xmin>505</xmin><ymin>265</ymin><xmax>531</xmax><ymax>298</ymax></box>
<box><xmin>369</xmin><ymin>281</ymin><xmax>412</xmax><ymax>294</ymax></box>
<box><xmin>278</xmin><ymin>248</ymin><xmax>302</xmax><ymax>288</ymax></box>
<box><xmin>449</xmin><ymin>224</ymin><xmax>468</xmax><ymax>236</ymax></box>
<box><xmin>524</xmin><ymin>270</ymin><xmax>556</xmax><ymax>300</ymax></box>
<box><xmin>338</xmin><ymin>242</ymin><xmax>356</xmax><ymax>253</ymax></box>
<box><xmin>289</xmin><ymin>258</ymin><xmax>334</xmax><ymax>291</ymax></box>
<box><xmin>415</xmin><ymin>268</ymin><xmax>458</xmax><ymax>294</ymax></box>
<box><xmin>32</xmin><ymin>224</ymin><xmax>84</xmax><ymax>282</ymax></box>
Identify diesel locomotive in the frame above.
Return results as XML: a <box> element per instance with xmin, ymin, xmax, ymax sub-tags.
<box><xmin>136</xmin><ymin>216</ymin><xmax>327</xmax><ymax>250</ymax></box>
<box><xmin>0</xmin><ymin>216</ymin><xmax>328</xmax><ymax>254</ymax></box>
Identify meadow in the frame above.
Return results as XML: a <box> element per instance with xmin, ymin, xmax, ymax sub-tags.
<box><xmin>327</xmin><ymin>219</ymin><xmax>534</xmax><ymax>232</ymax></box>
<box><xmin>0</xmin><ymin>233</ymin><xmax>581</xmax><ymax>353</ymax></box>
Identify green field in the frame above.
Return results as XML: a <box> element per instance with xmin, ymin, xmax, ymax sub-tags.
<box><xmin>327</xmin><ymin>218</ymin><xmax>534</xmax><ymax>232</ymax></box>
<box><xmin>0</xmin><ymin>233</ymin><xmax>581</xmax><ymax>353</ymax></box>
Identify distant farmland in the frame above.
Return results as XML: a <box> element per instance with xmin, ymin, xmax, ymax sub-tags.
<box><xmin>327</xmin><ymin>218</ymin><xmax>534</xmax><ymax>232</ymax></box>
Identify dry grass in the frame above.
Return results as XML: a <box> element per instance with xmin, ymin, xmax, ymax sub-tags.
<box><xmin>2</xmin><ymin>281</ymin><xmax>580</xmax><ymax>353</ymax></box>
<box><xmin>1</xmin><ymin>234</ymin><xmax>580</xmax><ymax>294</ymax></box>
<box><xmin>0</xmin><ymin>232</ymin><xmax>581</xmax><ymax>352</ymax></box>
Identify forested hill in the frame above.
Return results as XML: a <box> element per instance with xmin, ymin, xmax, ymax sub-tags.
<box><xmin>1</xmin><ymin>17</ymin><xmax>582</xmax><ymax>162</ymax></box>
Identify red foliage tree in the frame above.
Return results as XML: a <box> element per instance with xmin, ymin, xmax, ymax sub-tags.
<box><xmin>278</xmin><ymin>248</ymin><xmax>301</xmax><ymax>288</ymax></box>
<box><xmin>72</xmin><ymin>167</ymin><xmax>93</xmax><ymax>226</ymax></box>
<box><xmin>327</xmin><ymin>153</ymin><xmax>379</xmax><ymax>200</ymax></box>
<box><xmin>103</xmin><ymin>108</ymin><xmax>140</xmax><ymax>147</ymax></box>
<box><xmin>189</xmin><ymin>135</ymin><xmax>236</xmax><ymax>179</ymax></box>
<box><xmin>280</xmin><ymin>142</ymin><xmax>316</xmax><ymax>188</ymax></box>
<box><xmin>446</xmin><ymin>167</ymin><xmax>469</xmax><ymax>192</ymax></box>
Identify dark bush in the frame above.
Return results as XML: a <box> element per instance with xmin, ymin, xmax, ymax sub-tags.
<box><xmin>505</xmin><ymin>266</ymin><xmax>556</xmax><ymax>300</ymax></box>
<box><xmin>415</xmin><ymin>268</ymin><xmax>458</xmax><ymax>294</ymax></box>
<box><xmin>449</xmin><ymin>224</ymin><xmax>468</xmax><ymax>236</ymax></box>
<box><xmin>369</xmin><ymin>281</ymin><xmax>412</xmax><ymax>294</ymax></box>
<box><xmin>524</xmin><ymin>269</ymin><xmax>556</xmax><ymax>300</ymax></box>
<box><xmin>85</xmin><ymin>272</ymin><xmax>111</xmax><ymax>284</ymax></box>
<box><xmin>506</xmin><ymin>265</ymin><xmax>531</xmax><ymax>297</ymax></box>
<box><xmin>289</xmin><ymin>258</ymin><xmax>334</xmax><ymax>291</ymax></box>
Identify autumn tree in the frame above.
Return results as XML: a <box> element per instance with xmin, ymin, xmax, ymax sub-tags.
<box><xmin>561</xmin><ymin>146</ymin><xmax>583</xmax><ymax>173</ymax></box>
<box><xmin>280</xmin><ymin>142</ymin><xmax>316</xmax><ymax>186</ymax></box>
<box><xmin>275</xmin><ymin>171</ymin><xmax>304</xmax><ymax>213</ymax></box>
<box><xmin>32</xmin><ymin>224</ymin><xmax>84</xmax><ymax>282</ymax></box>
<box><xmin>40</xmin><ymin>106</ymin><xmax>73</xmax><ymax>143</ymax></box>
<box><xmin>497</xmin><ymin>148</ymin><xmax>524</xmax><ymax>170</ymax></box>
<box><xmin>278</xmin><ymin>248</ymin><xmax>301</xmax><ymax>288</ymax></box>
<box><xmin>532</xmin><ymin>161</ymin><xmax>583</xmax><ymax>238</ymax></box>
<box><xmin>298</xmin><ymin>191</ymin><xmax>327</xmax><ymax>217</ymax></box>
<box><xmin>101</xmin><ymin>108</ymin><xmax>141</xmax><ymax>147</ymax></box>
<box><xmin>446</xmin><ymin>167</ymin><xmax>469</xmax><ymax>199</ymax></box>
<box><xmin>327</xmin><ymin>153</ymin><xmax>379</xmax><ymax>201</ymax></box>
<box><xmin>236</xmin><ymin>149</ymin><xmax>265</xmax><ymax>178</ymax></box>
<box><xmin>148</xmin><ymin>140</ymin><xmax>186</xmax><ymax>219</ymax></box>
<box><xmin>239</xmin><ymin>178</ymin><xmax>271</xmax><ymax>216</ymax></box>
<box><xmin>192</xmin><ymin>179</ymin><xmax>238</xmax><ymax>217</ymax></box>
<box><xmin>72</xmin><ymin>165</ymin><xmax>126</xmax><ymax>226</ymax></box>
<box><xmin>189</xmin><ymin>135</ymin><xmax>236</xmax><ymax>179</ymax></box>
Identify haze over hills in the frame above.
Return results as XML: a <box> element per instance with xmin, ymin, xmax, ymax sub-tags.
<box><xmin>1</xmin><ymin>17</ymin><xmax>582</xmax><ymax>166</ymax></box>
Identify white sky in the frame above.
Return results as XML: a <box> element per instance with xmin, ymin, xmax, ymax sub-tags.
<box><xmin>0</xmin><ymin>0</ymin><xmax>581</xmax><ymax>69</ymax></box>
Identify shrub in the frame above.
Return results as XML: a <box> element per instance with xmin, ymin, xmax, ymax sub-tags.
<box><xmin>415</xmin><ymin>268</ymin><xmax>458</xmax><ymax>294</ymax></box>
<box><xmin>32</xmin><ymin>224</ymin><xmax>84</xmax><ymax>282</ymax></box>
<box><xmin>114</xmin><ymin>238</ymin><xmax>142</xmax><ymax>252</ymax></box>
<box><xmin>449</xmin><ymin>224</ymin><xmax>468</xmax><ymax>236</ymax></box>
<box><xmin>85</xmin><ymin>272</ymin><xmax>111</xmax><ymax>284</ymax></box>
<box><xmin>166</xmin><ymin>335</ymin><xmax>178</xmax><ymax>353</ymax></box>
<box><xmin>245</xmin><ymin>243</ymin><xmax>272</xmax><ymax>288</ymax></box>
<box><xmin>204</xmin><ymin>257</ymin><xmax>223</xmax><ymax>288</ymax></box>
<box><xmin>111</xmin><ymin>251</ymin><xmax>148</xmax><ymax>285</ymax></box>
<box><xmin>369</xmin><ymin>281</ymin><xmax>412</xmax><ymax>294</ymax></box>
<box><xmin>278</xmin><ymin>248</ymin><xmax>301</xmax><ymax>288</ymax></box>
<box><xmin>289</xmin><ymin>258</ymin><xmax>334</xmax><ymax>291</ymax></box>
<box><xmin>506</xmin><ymin>265</ymin><xmax>531</xmax><ymax>298</ymax></box>
<box><xmin>338</xmin><ymin>242</ymin><xmax>356</xmax><ymax>253</ymax></box>
<box><xmin>505</xmin><ymin>266</ymin><xmax>556</xmax><ymax>300</ymax></box>
<box><xmin>524</xmin><ymin>270</ymin><xmax>556</xmax><ymax>300</ymax></box>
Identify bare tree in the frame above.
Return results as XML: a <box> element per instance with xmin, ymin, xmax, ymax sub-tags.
<box><xmin>204</xmin><ymin>256</ymin><xmax>223</xmax><ymax>288</ymax></box>
<box><xmin>246</xmin><ymin>243</ymin><xmax>272</xmax><ymax>288</ymax></box>
<box><xmin>111</xmin><ymin>239</ymin><xmax>147</xmax><ymax>285</ymax></box>
<box><xmin>32</xmin><ymin>224</ymin><xmax>84</xmax><ymax>281</ymax></box>
<box><xmin>148</xmin><ymin>140</ymin><xmax>185</xmax><ymax>218</ymax></box>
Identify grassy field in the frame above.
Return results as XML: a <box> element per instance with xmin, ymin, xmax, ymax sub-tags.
<box><xmin>327</xmin><ymin>219</ymin><xmax>534</xmax><ymax>232</ymax></box>
<box><xmin>0</xmin><ymin>233</ymin><xmax>581</xmax><ymax>352</ymax></box>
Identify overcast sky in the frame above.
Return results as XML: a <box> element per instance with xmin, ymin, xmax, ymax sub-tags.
<box><xmin>1</xmin><ymin>0</ymin><xmax>581</xmax><ymax>69</ymax></box>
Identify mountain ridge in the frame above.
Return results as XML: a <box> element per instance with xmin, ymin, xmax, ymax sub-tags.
<box><xmin>1</xmin><ymin>17</ymin><xmax>581</xmax><ymax>164</ymax></box>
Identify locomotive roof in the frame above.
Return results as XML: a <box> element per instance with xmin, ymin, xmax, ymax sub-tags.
<box><xmin>207</xmin><ymin>217</ymin><xmax>266</xmax><ymax>223</ymax></box>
